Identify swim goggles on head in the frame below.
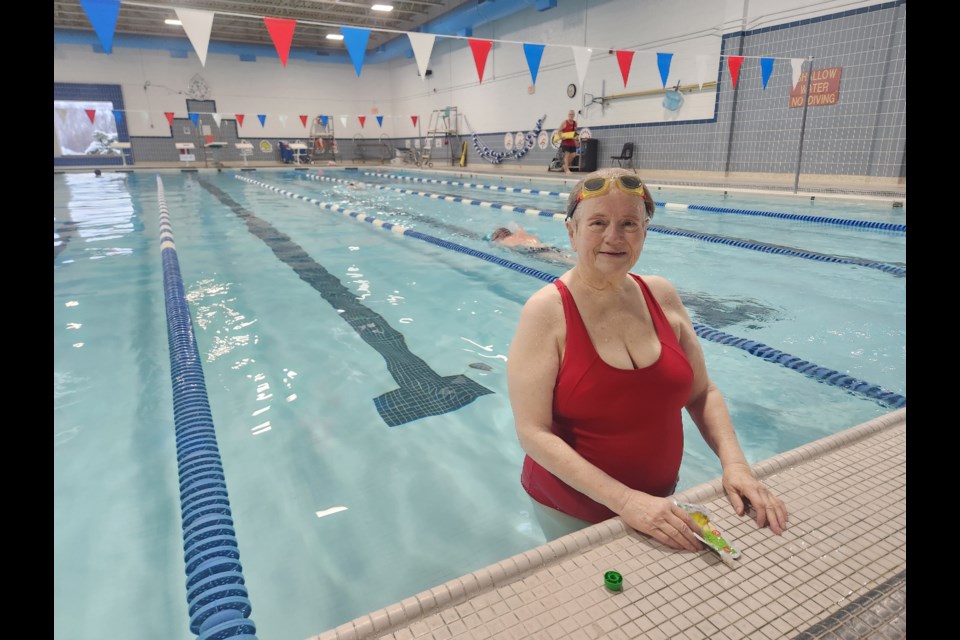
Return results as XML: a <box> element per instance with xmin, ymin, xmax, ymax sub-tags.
<box><xmin>565</xmin><ymin>175</ymin><xmax>648</xmax><ymax>221</ymax></box>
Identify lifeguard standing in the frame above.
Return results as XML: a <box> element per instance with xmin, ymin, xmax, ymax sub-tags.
<box><xmin>560</xmin><ymin>110</ymin><xmax>578</xmax><ymax>174</ymax></box>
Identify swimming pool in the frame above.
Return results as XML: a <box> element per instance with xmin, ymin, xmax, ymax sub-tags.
<box><xmin>53</xmin><ymin>168</ymin><xmax>905</xmax><ymax>640</ymax></box>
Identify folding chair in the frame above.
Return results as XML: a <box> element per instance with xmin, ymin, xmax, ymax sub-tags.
<box><xmin>611</xmin><ymin>142</ymin><xmax>635</xmax><ymax>170</ymax></box>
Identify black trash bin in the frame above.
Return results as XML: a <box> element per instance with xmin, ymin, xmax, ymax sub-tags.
<box><xmin>578</xmin><ymin>139</ymin><xmax>598</xmax><ymax>173</ymax></box>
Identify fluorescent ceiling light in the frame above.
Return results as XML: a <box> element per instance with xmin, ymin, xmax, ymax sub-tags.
<box><xmin>164</xmin><ymin>19</ymin><xmax>182</xmax><ymax>26</ymax></box>
<box><xmin>326</xmin><ymin>33</ymin><xmax>344</xmax><ymax>40</ymax></box>
<box><xmin>372</xmin><ymin>4</ymin><xmax>394</xmax><ymax>11</ymax></box>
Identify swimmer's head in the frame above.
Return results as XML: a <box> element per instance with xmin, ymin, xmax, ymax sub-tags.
<box><xmin>490</xmin><ymin>227</ymin><xmax>513</xmax><ymax>242</ymax></box>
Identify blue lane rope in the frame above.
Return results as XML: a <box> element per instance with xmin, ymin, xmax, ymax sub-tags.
<box><xmin>303</xmin><ymin>173</ymin><xmax>566</xmax><ymax>221</ymax></box>
<box><xmin>361</xmin><ymin>171</ymin><xmax>571</xmax><ymax>198</ymax></box>
<box><xmin>692</xmin><ymin>325</ymin><xmax>906</xmax><ymax>409</ymax></box>
<box><xmin>236</xmin><ymin>175</ymin><xmax>558</xmax><ymax>282</ymax></box>
<box><xmin>158</xmin><ymin>177</ymin><xmax>259</xmax><ymax>640</ymax></box>
<box><xmin>653</xmin><ymin>226</ymin><xmax>906</xmax><ymax>277</ymax></box>
<box><xmin>684</xmin><ymin>203</ymin><xmax>906</xmax><ymax>233</ymax></box>
<box><xmin>301</xmin><ymin>174</ymin><xmax>905</xmax><ymax>277</ymax></box>
<box><xmin>359</xmin><ymin>171</ymin><xmax>905</xmax><ymax>234</ymax></box>
<box><xmin>238</xmin><ymin>175</ymin><xmax>905</xmax><ymax>409</ymax></box>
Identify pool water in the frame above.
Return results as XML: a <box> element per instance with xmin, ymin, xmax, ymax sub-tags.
<box><xmin>54</xmin><ymin>169</ymin><xmax>905</xmax><ymax>640</ymax></box>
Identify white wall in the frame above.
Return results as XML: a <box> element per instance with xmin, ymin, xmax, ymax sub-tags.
<box><xmin>54</xmin><ymin>45</ymin><xmax>399</xmax><ymax>139</ymax></box>
<box><xmin>53</xmin><ymin>0</ymin><xmax>891</xmax><ymax>140</ymax></box>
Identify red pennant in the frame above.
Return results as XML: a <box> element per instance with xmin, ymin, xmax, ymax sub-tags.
<box><xmin>358</xmin><ymin>115</ymin><xmax>366</xmax><ymax>128</ymax></box>
<box><xmin>468</xmin><ymin>39</ymin><xmax>493</xmax><ymax>83</ymax></box>
<box><xmin>727</xmin><ymin>56</ymin><xmax>744</xmax><ymax>88</ymax></box>
<box><xmin>300</xmin><ymin>115</ymin><xmax>308</xmax><ymax>128</ymax></box>
<box><xmin>164</xmin><ymin>112</ymin><xmax>175</xmax><ymax>127</ymax></box>
<box><xmin>411</xmin><ymin>115</ymin><xmax>419</xmax><ymax>127</ymax></box>
<box><xmin>616</xmin><ymin>50</ymin><xmax>635</xmax><ymax>88</ymax></box>
<box><xmin>85</xmin><ymin>109</ymin><xmax>97</xmax><ymax>124</ymax></box>
<box><xmin>263</xmin><ymin>17</ymin><xmax>297</xmax><ymax>67</ymax></box>
<box><xmin>236</xmin><ymin>114</ymin><xmax>245</xmax><ymax>127</ymax></box>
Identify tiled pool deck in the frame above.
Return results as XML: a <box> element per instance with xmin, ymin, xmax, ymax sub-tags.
<box><xmin>310</xmin><ymin>408</ymin><xmax>906</xmax><ymax>640</ymax></box>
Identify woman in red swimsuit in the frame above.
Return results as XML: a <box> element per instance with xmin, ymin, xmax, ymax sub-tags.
<box><xmin>560</xmin><ymin>110</ymin><xmax>578</xmax><ymax>174</ymax></box>
<box><xmin>507</xmin><ymin>168</ymin><xmax>788</xmax><ymax>550</ymax></box>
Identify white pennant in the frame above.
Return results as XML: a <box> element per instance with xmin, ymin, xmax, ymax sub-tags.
<box><xmin>407</xmin><ymin>32</ymin><xmax>436</xmax><ymax>81</ymax></box>
<box><xmin>696</xmin><ymin>55</ymin><xmax>711</xmax><ymax>90</ymax></box>
<box><xmin>212</xmin><ymin>112</ymin><xmax>222</xmax><ymax>128</ymax></box>
<box><xmin>571</xmin><ymin>46</ymin><xmax>592</xmax><ymax>90</ymax></box>
<box><xmin>176</xmin><ymin>8</ymin><xmax>215</xmax><ymax>67</ymax></box>
<box><xmin>340</xmin><ymin>116</ymin><xmax>348</xmax><ymax>128</ymax></box>
<box><xmin>791</xmin><ymin>58</ymin><xmax>806</xmax><ymax>90</ymax></box>
<box><xmin>278</xmin><ymin>114</ymin><xmax>288</xmax><ymax>128</ymax></box>
<box><xmin>139</xmin><ymin>111</ymin><xmax>150</xmax><ymax>125</ymax></box>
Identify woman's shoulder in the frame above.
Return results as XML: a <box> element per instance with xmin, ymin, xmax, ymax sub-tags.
<box><xmin>634</xmin><ymin>274</ymin><xmax>682</xmax><ymax>306</ymax></box>
<box><xmin>520</xmin><ymin>280</ymin><xmax>564</xmax><ymax>321</ymax></box>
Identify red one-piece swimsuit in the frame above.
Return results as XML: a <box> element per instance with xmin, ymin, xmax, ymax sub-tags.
<box><xmin>521</xmin><ymin>274</ymin><xmax>694</xmax><ymax>523</ymax></box>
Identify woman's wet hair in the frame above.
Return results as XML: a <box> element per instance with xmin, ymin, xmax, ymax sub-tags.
<box><xmin>565</xmin><ymin>167</ymin><xmax>656</xmax><ymax>222</ymax></box>
<box><xmin>490</xmin><ymin>227</ymin><xmax>513</xmax><ymax>242</ymax></box>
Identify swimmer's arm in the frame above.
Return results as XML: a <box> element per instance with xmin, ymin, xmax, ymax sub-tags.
<box><xmin>648</xmin><ymin>275</ymin><xmax>788</xmax><ymax>534</ymax></box>
<box><xmin>507</xmin><ymin>287</ymin><xmax>700</xmax><ymax>551</ymax></box>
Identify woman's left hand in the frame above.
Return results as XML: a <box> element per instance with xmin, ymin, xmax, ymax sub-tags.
<box><xmin>722</xmin><ymin>462</ymin><xmax>788</xmax><ymax>535</ymax></box>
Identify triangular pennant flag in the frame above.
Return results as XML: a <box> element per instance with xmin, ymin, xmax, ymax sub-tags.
<box><xmin>320</xmin><ymin>115</ymin><xmax>329</xmax><ymax>128</ymax></box>
<box><xmin>468</xmin><ymin>39</ymin><xmax>493</xmax><ymax>83</ymax></box>
<box><xmin>257</xmin><ymin>114</ymin><xmax>267</xmax><ymax>127</ymax></box>
<box><xmin>572</xmin><ymin>46</ymin><xmax>592</xmax><ymax>89</ymax></box>
<box><xmin>212</xmin><ymin>113</ymin><xmax>222</xmax><ymax>128</ymax></box>
<box><xmin>411</xmin><ymin>115</ymin><xmax>419</xmax><ymax>127</ymax></box>
<box><xmin>340</xmin><ymin>27</ymin><xmax>371</xmax><ymax>77</ymax></box>
<box><xmin>278</xmin><ymin>114</ymin><xmax>288</xmax><ymax>128</ymax></box>
<box><xmin>727</xmin><ymin>56</ymin><xmax>744</xmax><ymax>88</ymax></box>
<box><xmin>760</xmin><ymin>57</ymin><xmax>774</xmax><ymax>90</ymax></box>
<box><xmin>164</xmin><ymin>112</ymin><xmax>175</xmax><ymax>127</ymax></box>
<box><xmin>523</xmin><ymin>43</ymin><xmax>546</xmax><ymax>86</ymax></box>
<box><xmin>79</xmin><ymin>0</ymin><xmax>121</xmax><ymax>54</ymax></box>
<box><xmin>112</xmin><ymin>110</ymin><xmax>124</xmax><ymax>125</ymax></box>
<box><xmin>791</xmin><ymin>58</ymin><xmax>805</xmax><ymax>89</ymax></box>
<box><xmin>189</xmin><ymin>112</ymin><xmax>200</xmax><ymax>127</ymax></box>
<box><xmin>358</xmin><ymin>115</ymin><xmax>366</xmax><ymax>128</ymax></box>
<box><xmin>85</xmin><ymin>109</ymin><xmax>97</xmax><ymax>124</ymax></box>
<box><xmin>407</xmin><ymin>32</ymin><xmax>436</xmax><ymax>81</ymax></box>
<box><xmin>616</xmin><ymin>50</ymin><xmax>635</xmax><ymax>87</ymax></box>
<box><xmin>300</xmin><ymin>115</ymin><xmax>308</xmax><ymax>128</ymax></box>
<box><xmin>376</xmin><ymin>115</ymin><xmax>384</xmax><ymax>128</ymax></box>
<box><xmin>339</xmin><ymin>116</ymin><xmax>348</xmax><ymax>128</ymax></box>
<box><xmin>696</xmin><ymin>54</ymin><xmax>710</xmax><ymax>90</ymax></box>
<box><xmin>236</xmin><ymin>113</ymin><xmax>245</xmax><ymax>127</ymax></box>
<box><xmin>56</xmin><ymin>108</ymin><xmax>69</xmax><ymax>123</ymax></box>
<box><xmin>139</xmin><ymin>111</ymin><xmax>150</xmax><ymax>125</ymax></box>
<box><xmin>263</xmin><ymin>17</ymin><xmax>296</xmax><ymax>67</ymax></box>
<box><xmin>657</xmin><ymin>52</ymin><xmax>673</xmax><ymax>88</ymax></box>
<box><xmin>175</xmin><ymin>8</ymin><xmax>214</xmax><ymax>67</ymax></box>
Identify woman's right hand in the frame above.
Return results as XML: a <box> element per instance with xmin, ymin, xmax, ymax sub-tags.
<box><xmin>618</xmin><ymin>491</ymin><xmax>703</xmax><ymax>552</ymax></box>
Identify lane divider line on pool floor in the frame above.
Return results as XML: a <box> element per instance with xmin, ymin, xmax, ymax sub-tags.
<box><xmin>238</xmin><ymin>174</ymin><xmax>906</xmax><ymax>410</ymax></box>
<box><xmin>299</xmin><ymin>174</ymin><xmax>905</xmax><ymax>277</ymax></box>
<box><xmin>158</xmin><ymin>176</ymin><xmax>260</xmax><ymax>640</ymax></box>
<box><xmin>359</xmin><ymin>171</ymin><xmax>905</xmax><ymax>233</ymax></box>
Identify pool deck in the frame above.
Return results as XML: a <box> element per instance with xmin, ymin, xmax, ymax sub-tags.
<box><xmin>309</xmin><ymin>408</ymin><xmax>906</xmax><ymax>640</ymax></box>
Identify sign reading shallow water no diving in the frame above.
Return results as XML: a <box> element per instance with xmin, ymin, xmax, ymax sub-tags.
<box><xmin>790</xmin><ymin>66</ymin><xmax>842</xmax><ymax>108</ymax></box>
